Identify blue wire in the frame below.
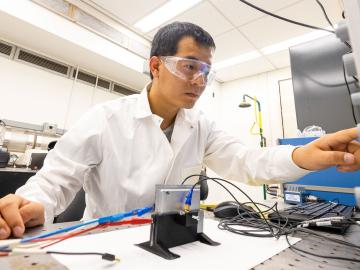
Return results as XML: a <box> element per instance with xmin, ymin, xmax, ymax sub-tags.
<box><xmin>20</xmin><ymin>218</ymin><xmax>98</xmax><ymax>243</ymax></box>
<box><xmin>20</xmin><ymin>205</ymin><xmax>153</xmax><ymax>244</ymax></box>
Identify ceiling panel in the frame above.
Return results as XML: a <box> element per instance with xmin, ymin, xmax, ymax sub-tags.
<box><xmin>210</xmin><ymin>0</ymin><xmax>302</xmax><ymax>28</ymax></box>
<box><xmin>165</xmin><ymin>1</ymin><xmax>234</xmax><ymax>38</ymax></box>
<box><xmin>238</xmin><ymin>0</ymin><xmax>343</xmax><ymax>49</ymax></box>
<box><xmin>213</xmin><ymin>29</ymin><xmax>256</xmax><ymax>62</ymax></box>
<box><xmin>265</xmin><ymin>50</ymin><xmax>291</xmax><ymax>69</ymax></box>
<box><xmin>88</xmin><ymin>0</ymin><xmax>168</xmax><ymax>25</ymax></box>
<box><xmin>215</xmin><ymin>57</ymin><xmax>275</xmax><ymax>82</ymax></box>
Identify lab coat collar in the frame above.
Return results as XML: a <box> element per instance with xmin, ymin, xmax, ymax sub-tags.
<box><xmin>135</xmin><ymin>84</ymin><xmax>153</xmax><ymax>119</ymax></box>
<box><xmin>135</xmin><ymin>83</ymin><xmax>199</xmax><ymax>127</ymax></box>
<box><xmin>176</xmin><ymin>107</ymin><xmax>199</xmax><ymax>128</ymax></box>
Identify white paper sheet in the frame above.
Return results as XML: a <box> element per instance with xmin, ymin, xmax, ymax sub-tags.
<box><xmin>45</xmin><ymin>219</ymin><xmax>300</xmax><ymax>270</ymax></box>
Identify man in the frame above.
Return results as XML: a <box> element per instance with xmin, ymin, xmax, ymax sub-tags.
<box><xmin>0</xmin><ymin>22</ymin><xmax>359</xmax><ymax>240</ymax></box>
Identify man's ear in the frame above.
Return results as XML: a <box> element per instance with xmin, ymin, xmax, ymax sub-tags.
<box><xmin>149</xmin><ymin>56</ymin><xmax>161</xmax><ymax>78</ymax></box>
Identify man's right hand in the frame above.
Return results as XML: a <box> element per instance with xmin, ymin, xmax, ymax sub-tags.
<box><xmin>0</xmin><ymin>194</ymin><xmax>45</xmax><ymax>239</ymax></box>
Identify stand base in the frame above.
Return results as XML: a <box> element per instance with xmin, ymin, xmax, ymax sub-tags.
<box><xmin>136</xmin><ymin>212</ymin><xmax>220</xmax><ymax>260</ymax></box>
<box><xmin>198</xmin><ymin>232</ymin><xmax>220</xmax><ymax>246</ymax></box>
<box><xmin>136</xmin><ymin>232</ymin><xmax>219</xmax><ymax>260</ymax></box>
<box><xmin>136</xmin><ymin>241</ymin><xmax>180</xmax><ymax>260</ymax></box>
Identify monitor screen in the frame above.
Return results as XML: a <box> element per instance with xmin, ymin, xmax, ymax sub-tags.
<box><xmin>290</xmin><ymin>35</ymin><xmax>360</xmax><ymax>133</ymax></box>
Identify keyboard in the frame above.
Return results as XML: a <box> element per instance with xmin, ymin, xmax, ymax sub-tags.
<box><xmin>268</xmin><ymin>202</ymin><xmax>355</xmax><ymax>233</ymax></box>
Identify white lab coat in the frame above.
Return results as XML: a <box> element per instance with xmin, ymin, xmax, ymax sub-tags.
<box><xmin>16</xmin><ymin>85</ymin><xmax>309</xmax><ymax>223</ymax></box>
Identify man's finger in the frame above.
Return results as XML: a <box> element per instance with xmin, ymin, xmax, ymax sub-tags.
<box><xmin>329</xmin><ymin>128</ymin><xmax>359</xmax><ymax>146</ymax></box>
<box><xmin>337</xmin><ymin>163</ymin><xmax>360</xmax><ymax>172</ymax></box>
<box><xmin>0</xmin><ymin>194</ymin><xmax>26</xmax><ymax>237</ymax></box>
<box><xmin>20</xmin><ymin>202</ymin><xmax>45</xmax><ymax>228</ymax></box>
<box><xmin>347</xmin><ymin>140</ymin><xmax>360</xmax><ymax>154</ymax></box>
<box><xmin>321</xmin><ymin>151</ymin><xmax>355</xmax><ymax>167</ymax></box>
<box><xmin>0</xmin><ymin>217</ymin><xmax>11</xmax><ymax>240</ymax></box>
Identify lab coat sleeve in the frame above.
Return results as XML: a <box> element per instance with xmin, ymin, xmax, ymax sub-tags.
<box><xmin>203</xmin><ymin>119</ymin><xmax>310</xmax><ymax>185</ymax></box>
<box><xmin>15</xmin><ymin>106</ymin><xmax>105</xmax><ymax>223</ymax></box>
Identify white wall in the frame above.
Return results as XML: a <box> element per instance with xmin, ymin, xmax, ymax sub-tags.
<box><xmin>216</xmin><ymin>67</ymin><xmax>293</xmax><ymax>146</ymax></box>
<box><xmin>0</xmin><ymin>56</ymin><xmax>119</xmax><ymax>129</ymax></box>
<box><xmin>204</xmin><ymin>67</ymin><xmax>296</xmax><ymax>204</ymax></box>
<box><xmin>0</xmin><ymin>51</ymin><xmax>222</xmax><ymax>131</ymax></box>
<box><xmin>278</xmin><ymin>78</ymin><xmax>299</xmax><ymax>138</ymax></box>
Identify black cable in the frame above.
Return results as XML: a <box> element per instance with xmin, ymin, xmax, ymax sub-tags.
<box><xmin>181</xmin><ymin>174</ymin><xmax>360</xmax><ymax>260</ymax></box>
<box><xmin>49</xmin><ymin>251</ymin><xmax>119</xmax><ymax>262</ymax></box>
<box><xmin>0</xmin><ymin>250</ymin><xmax>119</xmax><ymax>261</ymax></box>
<box><xmin>238</xmin><ymin>0</ymin><xmax>334</xmax><ymax>34</ymax></box>
<box><xmin>47</xmin><ymin>251</ymin><xmax>104</xmax><ymax>256</ymax></box>
<box><xmin>242</xmin><ymin>201</ymin><xmax>278</xmax><ymax>213</ymax></box>
<box><xmin>315</xmin><ymin>0</ymin><xmax>335</xmax><ymax>30</ymax></box>
<box><xmin>343</xmin><ymin>61</ymin><xmax>358</xmax><ymax>125</ymax></box>
<box><xmin>315</xmin><ymin>0</ymin><xmax>352</xmax><ymax>50</ymax></box>
<box><xmin>182</xmin><ymin>175</ymin><xmax>287</xmax><ymax>238</ymax></box>
<box><xmin>208</xmin><ymin>178</ymin><xmax>274</xmax><ymax>232</ymax></box>
<box><xmin>240</xmin><ymin>0</ymin><xmax>353</xmax><ymax>50</ymax></box>
<box><xmin>182</xmin><ymin>174</ymin><xmax>243</xmax><ymax>205</ymax></box>
<box><xmin>218</xmin><ymin>199</ymin><xmax>294</xmax><ymax>238</ymax></box>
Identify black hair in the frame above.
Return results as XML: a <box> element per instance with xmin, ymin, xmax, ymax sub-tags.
<box><xmin>149</xmin><ymin>21</ymin><xmax>216</xmax><ymax>79</ymax></box>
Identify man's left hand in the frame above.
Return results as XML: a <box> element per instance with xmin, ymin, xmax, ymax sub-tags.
<box><xmin>292</xmin><ymin>127</ymin><xmax>360</xmax><ymax>172</ymax></box>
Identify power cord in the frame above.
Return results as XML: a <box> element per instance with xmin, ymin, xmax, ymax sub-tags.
<box><xmin>343</xmin><ymin>61</ymin><xmax>358</xmax><ymax>125</ymax></box>
<box><xmin>315</xmin><ymin>0</ymin><xmax>335</xmax><ymax>31</ymax></box>
<box><xmin>238</xmin><ymin>0</ymin><xmax>334</xmax><ymax>33</ymax></box>
<box><xmin>0</xmin><ymin>248</ymin><xmax>120</xmax><ymax>262</ymax></box>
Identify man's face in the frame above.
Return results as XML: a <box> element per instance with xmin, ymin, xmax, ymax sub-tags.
<box><xmin>155</xmin><ymin>37</ymin><xmax>214</xmax><ymax>109</ymax></box>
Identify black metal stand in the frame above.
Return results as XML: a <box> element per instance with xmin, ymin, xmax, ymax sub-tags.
<box><xmin>136</xmin><ymin>211</ymin><xmax>220</xmax><ymax>260</ymax></box>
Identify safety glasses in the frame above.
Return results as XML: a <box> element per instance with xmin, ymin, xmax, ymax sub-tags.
<box><xmin>160</xmin><ymin>56</ymin><xmax>215</xmax><ymax>86</ymax></box>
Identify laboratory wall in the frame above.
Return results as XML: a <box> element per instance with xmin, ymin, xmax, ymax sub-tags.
<box><xmin>204</xmin><ymin>67</ymin><xmax>298</xmax><ymax>204</ymax></box>
<box><xmin>0</xmin><ymin>53</ymin><xmax>222</xmax><ymax>131</ymax></box>
<box><xmin>216</xmin><ymin>67</ymin><xmax>296</xmax><ymax>147</ymax></box>
<box><xmin>0</xmin><ymin>55</ymin><xmax>119</xmax><ymax>129</ymax></box>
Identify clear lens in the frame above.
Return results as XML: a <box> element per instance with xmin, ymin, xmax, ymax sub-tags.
<box><xmin>161</xmin><ymin>56</ymin><xmax>215</xmax><ymax>86</ymax></box>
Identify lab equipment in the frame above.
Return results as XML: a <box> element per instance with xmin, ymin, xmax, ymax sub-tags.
<box><xmin>136</xmin><ymin>184</ymin><xmax>219</xmax><ymax>260</ymax></box>
<box><xmin>279</xmin><ymin>137</ymin><xmax>360</xmax><ymax>206</ymax></box>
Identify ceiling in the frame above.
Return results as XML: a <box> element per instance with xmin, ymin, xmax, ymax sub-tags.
<box><xmin>85</xmin><ymin>0</ymin><xmax>344</xmax><ymax>82</ymax></box>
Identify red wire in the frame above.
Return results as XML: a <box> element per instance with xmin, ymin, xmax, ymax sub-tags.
<box><xmin>38</xmin><ymin>218</ymin><xmax>152</xmax><ymax>249</ymax></box>
<box><xmin>107</xmin><ymin>218</ymin><xmax>152</xmax><ymax>226</ymax></box>
<box><xmin>39</xmin><ymin>224</ymin><xmax>103</xmax><ymax>249</ymax></box>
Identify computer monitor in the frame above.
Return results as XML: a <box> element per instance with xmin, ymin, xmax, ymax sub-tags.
<box><xmin>290</xmin><ymin>35</ymin><xmax>360</xmax><ymax>133</ymax></box>
<box><xmin>29</xmin><ymin>152</ymin><xmax>47</xmax><ymax>170</ymax></box>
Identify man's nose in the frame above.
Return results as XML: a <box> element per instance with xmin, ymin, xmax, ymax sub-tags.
<box><xmin>190</xmin><ymin>73</ymin><xmax>206</xmax><ymax>87</ymax></box>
